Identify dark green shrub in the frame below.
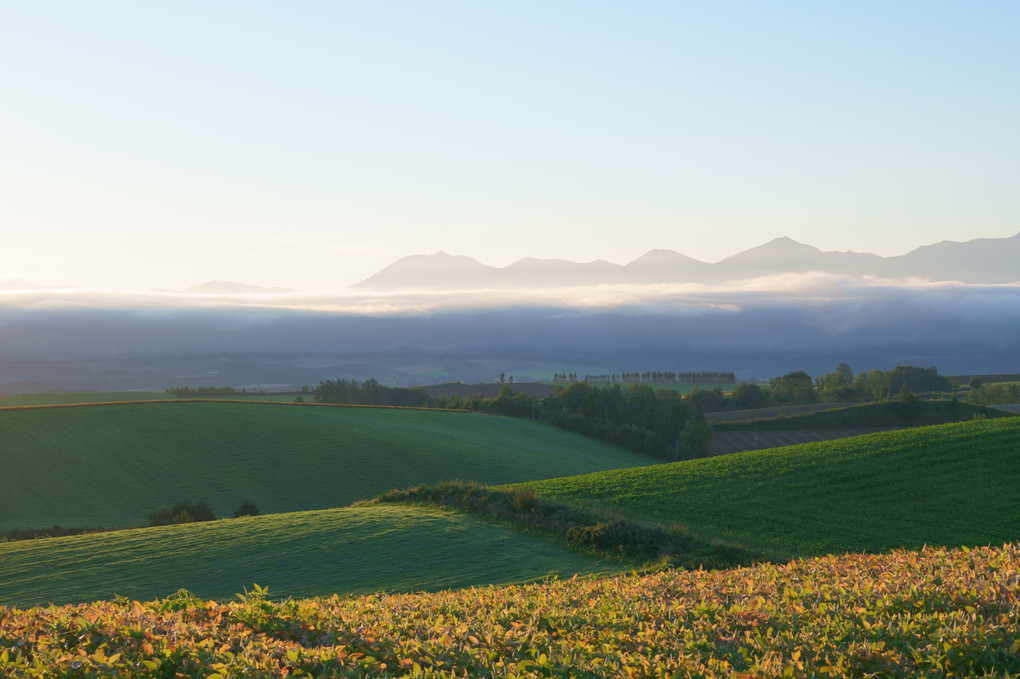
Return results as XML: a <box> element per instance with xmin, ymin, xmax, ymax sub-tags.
<box><xmin>233</xmin><ymin>500</ymin><xmax>260</xmax><ymax>518</ymax></box>
<box><xmin>371</xmin><ymin>480</ymin><xmax>759</xmax><ymax>570</ymax></box>
<box><xmin>148</xmin><ymin>500</ymin><xmax>215</xmax><ymax>527</ymax></box>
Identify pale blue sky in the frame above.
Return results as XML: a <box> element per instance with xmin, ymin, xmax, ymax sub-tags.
<box><xmin>1</xmin><ymin>1</ymin><xmax>1017</xmax><ymax>290</ymax></box>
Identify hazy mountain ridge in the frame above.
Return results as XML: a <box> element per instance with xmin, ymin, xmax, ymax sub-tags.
<box><xmin>0</xmin><ymin>279</ymin><xmax>68</xmax><ymax>291</ymax></box>
<box><xmin>353</xmin><ymin>233</ymin><xmax>1020</xmax><ymax>290</ymax></box>
<box><xmin>180</xmin><ymin>281</ymin><xmax>295</xmax><ymax>295</ymax></box>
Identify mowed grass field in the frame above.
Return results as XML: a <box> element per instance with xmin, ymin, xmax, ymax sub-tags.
<box><xmin>0</xmin><ymin>391</ymin><xmax>167</xmax><ymax>406</ymax></box>
<box><xmin>531</xmin><ymin>418</ymin><xmax>1020</xmax><ymax>559</ymax></box>
<box><xmin>0</xmin><ymin>391</ymin><xmax>305</xmax><ymax>405</ymax></box>
<box><xmin>0</xmin><ymin>401</ymin><xmax>652</xmax><ymax>531</ymax></box>
<box><xmin>0</xmin><ymin>504</ymin><xmax>619</xmax><ymax>608</ymax></box>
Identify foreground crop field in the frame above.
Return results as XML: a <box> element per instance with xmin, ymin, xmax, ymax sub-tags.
<box><xmin>532</xmin><ymin>418</ymin><xmax>1020</xmax><ymax>558</ymax></box>
<box><xmin>2</xmin><ymin>544</ymin><xmax>1017</xmax><ymax>677</ymax></box>
<box><xmin>0</xmin><ymin>505</ymin><xmax>618</xmax><ymax>608</ymax></box>
<box><xmin>0</xmin><ymin>402</ymin><xmax>651</xmax><ymax>530</ymax></box>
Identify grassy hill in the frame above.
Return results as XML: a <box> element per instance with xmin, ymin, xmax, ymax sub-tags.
<box><xmin>0</xmin><ymin>401</ymin><xmax>651</xmax><ymax>531</ymax></box>
<box><xmin>0</xmin><ymin>390</ymin><xmax>307</xmax><ymax>405</ymax></box>
<box><xmin>530</xmin><ymin>418</ymin><xmax>1020</xmax><ymax>558</ymax></box>
<box><xmin>0</xmin><ymin>390</ymin><xmax>167</xmax><ymax>406</ymax></box>
<box><xmin>0</xmin><ymin>504</ymin><xmax>619</xmax><ymax>608</ymax></box>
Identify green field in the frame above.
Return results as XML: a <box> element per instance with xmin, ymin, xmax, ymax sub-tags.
<box><xmin>3</xmin><ymin>394</ymin><xmax>1020</xmax><ymax>674</ymax></box>
<box><xmin>531</xmin><ymin>418</ymin><xmax>1020</xmax><ymax>558</ymax></box>
<box><xmin>0</xmin><ymin>504</ymin><xmax>618</xmax><ymax>608</ymax></box>
<box><xmin>166</xmin><ymin>392</ymin><xmax>311</xmax><ymax>402</ymax></box>
<box><xmin>0</xmin><ymin>390</ymin><xmax>308</xmax><ymax>406</ymax></box>
<box><xmin>0</xmin><ymin>391</ymin><xmax>167</xmax><ymax>406</ymax></box>
<box><xmin>0</xmin><ymin>401</ymin><xmax>651</xmax><ymax>531</ymax></box>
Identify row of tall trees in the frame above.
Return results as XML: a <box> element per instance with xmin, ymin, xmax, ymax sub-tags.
<box><xmin>166</xmin><ymin>386</ymin><xmax>268</xmax><ymax>396</ymax></box>
<box><xmin>552</xmin><ymin>371</ymin><xmax>736</xmax><ymax>384</ymax></box>
<box><xmin>680</xmin><ymin>364</ymin><xmax>957</xmax><ymax>413</ymax></box>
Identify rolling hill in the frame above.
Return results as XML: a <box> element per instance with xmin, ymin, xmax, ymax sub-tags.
<box><xmin>0</xmin><ymin>391</ymin><xmax>168</xmax><ymax>406</ymax></box>
<box><xmin>0</xmin><ymin>401</ymin><xmax>651</xmax><ymax>531</ymax></box>
<box><xmin>0</xmin><ymin>504</ymin><xmax>619</xmax><ymax>608</ymax></box>
<box><xmin>529</xmin><ymin>418</ymin><xmax>1020</xmax><ymax>558</ymax></box>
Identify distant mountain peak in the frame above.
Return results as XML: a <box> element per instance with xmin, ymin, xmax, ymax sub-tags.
<box><xmin>761</xmin><ymin>236</ymin><xmax>816</xmax><ymax>250</ymax></box>
<box><xmin>627</xmin><ymin>249</ymin><xmax>707</xmax><ymax>265</ymax></box>
<box><xmin>182</xmin><ymin>280</ymin><xmax>294</xmax><ymax>295</ymax></box>
<box><xmin>352</xmin><ymin>252</ymin><xmax>494</xmax><ymax>290</ymax></box>
<box><xmin>716</xmin><ymin>237</ymin><xmax>822</xmax><ymax>269</ymax></box>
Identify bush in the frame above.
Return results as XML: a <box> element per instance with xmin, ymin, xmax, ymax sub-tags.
<box><xmin>233</xmin><ymin>500</ymin><xmax>260</xmax><ymax>518</ymax></box>
<box><xmin>148</xmin><ymin>501</ymin><xmax>215</xmax><ymax>527</ymax></box>
<box><xmin>370</xmin><ymin>480</ymin><xmax>759</xmax><ymax>570</ymax></box>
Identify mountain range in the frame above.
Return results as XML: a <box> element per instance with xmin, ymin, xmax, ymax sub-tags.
<box><xmin>353</xmin><ymin>233</ymin><xmax>1020</xmax><ymax>290</ymax></box>
<box><xmin>179</xmin><ymin>281</ymin><xmax>295</xmax><ymax>295</ymax></box>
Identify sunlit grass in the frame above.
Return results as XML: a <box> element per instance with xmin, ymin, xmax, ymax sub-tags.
<box><xmin>531</xmin><ymin>418</ymin><xmax>1020</xmax><ymax>558</ymax></box>
<box><xmin>0</xmin><ymin>504</ymin><xmax>619</xmax><ymax>607</ymax></box>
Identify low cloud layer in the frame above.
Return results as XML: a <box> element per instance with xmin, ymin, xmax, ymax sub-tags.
<box><xmin>3</xmin><ymin>272</ymin><xmax>1018</xmax><ymax>314</ymax></box>
<box><xmin>1</xmin><ymin>275</ymin><xmax>1018</xmax><ymax>377</ymax></box>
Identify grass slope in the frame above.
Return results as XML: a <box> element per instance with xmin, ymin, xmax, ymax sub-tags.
<box><xmin>0</xmin><ymin>402</ymin><xmax>651</xmax><ymax>530</ymax></box>
<box><xmin>0</xmin><ymin>391</ymin><xmax>167</xmax><ymax>406</ymax></box>
<box><xmin>531</xmin><ymin>418</ymin><xmax>1020</xmax><ymax>558</ymax></box>
<box><xmin>0</xmin><ymin>391</ymin><xmax>308</xmax><ymax>406</ymax></box>
<box><xmin>0</xmin><ymin>504</ymin><xmax>618</xmax><ymax>608</ymax></box>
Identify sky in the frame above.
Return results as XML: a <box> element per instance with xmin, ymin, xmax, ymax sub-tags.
<box><xmin>2</xmin><ymin>1</ymin><xmax>1018</xmax><ymax>292</ymax></box>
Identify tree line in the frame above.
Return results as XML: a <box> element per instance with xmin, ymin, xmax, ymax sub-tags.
<box><xmin>552</xmin><ymin>371</ymin><xmax>736</xmax><ymax>384</ymax></box>
<box><xmin>303</xmin><ymin>363</ymin><xmax>966</xmax><ymax>461</ymax></box>
<box><xmin>682</xmin><ymin>364</ymin><xmax>957</xmax><ymax>413</ymax></box>
<box><xmin>166</xmin><ymin>386</ymin><xmax>268</xmax><ymax>396</ymax></box>
<box><xmin>431</xmin><ymin>383</ymin><xmax>711</xmax><ymax>461</ymax></box>
<box><xmin>311</xmin><ymin>378</ymin><xmax>431</xmax><ymax>408</ymax></box>
<box><xmin>966</xmin><ymin>379</ymin><xmax>1020</xmax><ymax>405</ymax></box>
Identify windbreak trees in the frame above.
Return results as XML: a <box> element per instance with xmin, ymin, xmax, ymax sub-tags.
<box><xmin>540</xmin><ymin>382</ymin><xmax>690</xmax><ymax>459</ymax></box>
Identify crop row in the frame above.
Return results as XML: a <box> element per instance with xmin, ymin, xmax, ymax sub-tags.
<box><xmin>2</xmin><ymin>544</ymin><xmax>1018</xmax><ymax>677</ymax></box>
